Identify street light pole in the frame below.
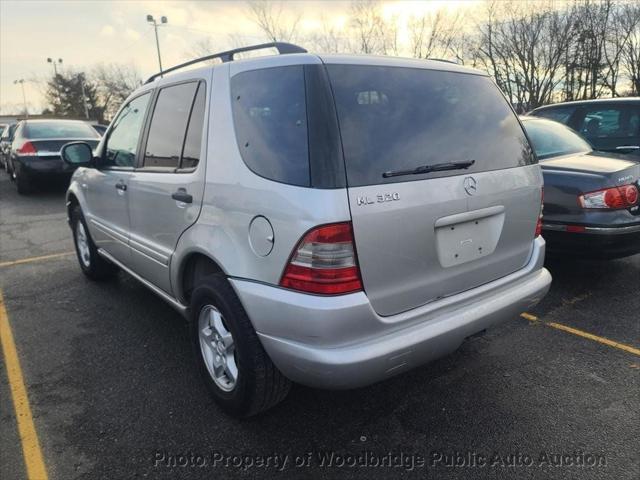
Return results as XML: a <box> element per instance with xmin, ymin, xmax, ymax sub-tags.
<box><xmin>79</xmin><ymin>75</ymin><xmax>90</xmax><ymax>119</ymax></box>
<box><xmin>47</xmin><ymin>57</ymin><xmax>63</xmax><ymax>76</ymax></box>
<box><xmin>146</xmin><ymin>15</ymin><xmax>168</xmax><ymax>75</ymax></box>
<box><xmin>13</xmin><ymin>79</ymin><xmax>28</xmax><ymax>118</ymax></box>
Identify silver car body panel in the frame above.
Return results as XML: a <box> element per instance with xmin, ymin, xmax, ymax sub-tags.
<box><xmin>232</xmin><ymin>237</ymin><xmax>550</xmax><ymax>389</ymax></box>
<box><xmin>170</xmin><ymin>62</ymin><xmax>352</xmax><ymax>303</ymax></box>
<box><xmin>127</xmin><ymin>69</ymin><xmax>212</xmax><ymax>294</ymax></box>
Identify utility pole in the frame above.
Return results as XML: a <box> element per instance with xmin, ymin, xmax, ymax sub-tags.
<box><xmin>146</xmin><ymin>15</ymin><xmax>168</xmax><ymax>74</ymax></box>
<box><xmin>13</xmin><ymin>79</ymin><xmax>28</xmax><ymax>118</ymax></box>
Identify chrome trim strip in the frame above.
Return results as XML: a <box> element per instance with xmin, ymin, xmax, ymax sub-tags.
<box><xmin>541</xmin><ymin>223</ymin><xmax>566</xmax><ymax>232</ymax></box>
<box><xmin>543</xmin><ymin>223</ymin><xmax>640</xmax><ymax>234</ymax></box>
<box><xmin>584</xmin><ymin>224</ymin><xmax>640</xmax><ymax>234</ymax></box>
<box><xmin>97</xmin><ymin>249</ymin><xmax>188</xmax><ymax>316</ymax></box>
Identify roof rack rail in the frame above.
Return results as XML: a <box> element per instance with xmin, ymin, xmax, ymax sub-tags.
<box><xmin>145</xmin><ymin>42</ymin><xmax>307</xmax><ymax>84</ymax></box>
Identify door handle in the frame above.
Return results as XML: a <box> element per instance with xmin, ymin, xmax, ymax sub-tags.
<box><xmin>115</xmin><ymin>183</ymin><xmax>127</xmax><ymax>191</ymax></box>
<box><xmin>171</xmin><ymin>188</ymin><xmax>193</xmax><ymax>204</ymax></box>
<box><xmin>615</xmin><ymin>145</ymin><xmax>639</xmax><ymax>150</ymax></box>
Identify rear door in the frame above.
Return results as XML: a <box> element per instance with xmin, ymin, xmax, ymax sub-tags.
<box><xmin>326</xmin><ymin>64</ymin><xmax>542</xmax><ymax>316</ymax></box>
<box><xmin>127</xmin><ymin>80</ymin><xmax>208</xmax><ymax>294</ymax></box>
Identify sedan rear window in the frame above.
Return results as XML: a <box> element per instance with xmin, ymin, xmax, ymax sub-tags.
<box><xmin>326</xmin><ymin>65</ymin><xmax>535</xmax><ymax>186</ymax></box>
<box><xmin>25</xmin><ymin>121</ymin><xmax>98</xmax><ymax>139</ymax></box>
<box><xmin>523</xmin><ymin>119</ymin><xmax>592</xmax><ymax>160</ymax></box>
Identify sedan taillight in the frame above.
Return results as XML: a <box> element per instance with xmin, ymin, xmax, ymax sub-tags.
<box><xmin>578</xmin><ymin>184</ymin><xmax>639</xmax><ymax>209</ymax></box>
<box><xmin>16</xmin><ymin>141</ymin><xmax>37</xmax><ymax>155</ymax></box>
<box><xmin>280</xmin><ymin>222</ymin><xmax>363</xmax><ymax>295</ymax></box>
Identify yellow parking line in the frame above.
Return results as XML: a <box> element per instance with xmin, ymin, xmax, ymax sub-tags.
<box><xmin>0</xmin><ymin>290</ymin><xmax>48</xmax><ymax>480</ymax></box>
<box><xmin>0</xmin><ymin>252</ymin><xmax>74</xmax><ymax>268</ymax></box>
<box><xmin>521</xmin><ymin>313</ymin><xmax>640</xmax><ymax>357</ymax></box>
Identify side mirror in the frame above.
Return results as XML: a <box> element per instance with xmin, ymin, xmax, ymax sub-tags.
<box><xmin>61</xmin><ymin>142</ymin><xmax>93</xmax><ymax>167</ymax></box>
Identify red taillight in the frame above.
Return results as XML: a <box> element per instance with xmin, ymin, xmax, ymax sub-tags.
<box><xmin>579</xmin><ymin>184</ymin><xmax>639</xmax><ymax>209</ymax></box>
<box><xmin>280</xmin><ymin>222</ymin><xmax>363</xmax><ymax>295</ymax></box>
<box><xmin>620</xmin><ymin>184</ymin><xmax>639</xmax><ymax>205</ymax></box>
<box><xmin>16</xmin><ymin>141</ymin><xmax>37</xmax><ymax>155</ymax></box>
<box><xmin>535</xmin><ymin>187</ymin><xmax>544</xmax><ymax>237</ymax></box>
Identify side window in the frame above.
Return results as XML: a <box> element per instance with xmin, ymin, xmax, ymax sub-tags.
<box><xmin>534</xmin><ymin>106</ymin><xmax>575</xmax><ymax>124</ymax></box>
<box><xmin>231</xmin><ymin>66</ymin><xmax>309</xmax><ymax>186</ymax></box>
<box><xmin>104</xmin><ymin>93</ymin><xmax>151</xmax><ymax>168</ymax></box>
<box><xmin>180</xmin><ymin>83</ymin><xmax>206</xmax><ymax>170</ymax></box>
<box><xmin>143</xmin><ymin>82</ymin><xmax>198</xmax><ymax>169</ymax></box>
<box><xmin>578</xmin><ymin>108</ymin><xmax>628</xmax><ymax>139</ymax></box>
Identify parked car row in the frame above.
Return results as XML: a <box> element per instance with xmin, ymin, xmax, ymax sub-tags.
<box><xmin>1</xmin><ymin>120</ymin><xmax>106</xmax><ymax>193</ymax></box>
<box><xmin>50</xmin><ymin>44</ymin><xmax>638</xmax><ymax>417</ymax></box>
<box><xmin>521</xmin><ymin>116</ymin><xmax>640</xmax><ymax>259</ymax></box>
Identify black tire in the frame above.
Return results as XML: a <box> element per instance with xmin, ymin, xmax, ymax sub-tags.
<box><xmin>190</xmin><ymin>274</ymin><xmax>291</xmax><ymax>417</ymax></box>
<box><xmin>70</xmin><ymin>205</ymin><xmax>119</xmax><ymax>280</ymax></box>
<box><xmin>8</xmin><ymin>160</ymin><xmax>15</xmax><ymax>181</ymax></box>
<box><xmin>15</xmin><ymin>167</ymin><xmax>33</xmax><ymax>195</ymax></box>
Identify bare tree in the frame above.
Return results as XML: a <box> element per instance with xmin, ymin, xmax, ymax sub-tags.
<box><xmin>349</xmin><ymin>0</ymin><xmax>386</xmax><ymax>54</ymax></box>
<box><xmin>307</xmin><ymin>16</ymin><xmax>351</xmax><ymax>53</ymax></box>
<box><xmin>409</xmin><ymin>10</ymin><xmax>464</xmax><ymax>60</ymax></box>
<box><xmin>247</xmin><ymin>1</ymin><xmax>301</xmax><ymax>43</ymax></box>
<box><xmin>616</xmin><ymin>2</ymin><xmax>640</xmax><ymax>95</ymax></box>
<box><xmin>92</xmin><ymin>63</ymin><xmax>142</xmax><ymax>121</ymax></box>
<box><xmin>476</xmin><ymin>1</ymin><xmax>572</xmax><ymax>111</ymax></box>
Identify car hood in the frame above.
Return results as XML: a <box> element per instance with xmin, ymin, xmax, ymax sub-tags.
<box><xmin>540</xmin><ymin>151</ymin><xmax>638</xmax><ymax>175</ymax></box>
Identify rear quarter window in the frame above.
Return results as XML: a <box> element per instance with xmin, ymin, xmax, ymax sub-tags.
<box><xmin>231</xmin><ymin>66</ymin><xmax>310</xmax><ymax>186</ymax></box>
<box><xmin>326</xmin><ymin>65</ymin><xmax>535</xmax><ymax>187</ymax></box>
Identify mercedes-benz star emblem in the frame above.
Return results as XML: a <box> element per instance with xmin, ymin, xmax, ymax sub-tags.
<box><xmin>463</xmin><ymin>176</ymin><xmax>477</xmax><ymax>196</ymax></box>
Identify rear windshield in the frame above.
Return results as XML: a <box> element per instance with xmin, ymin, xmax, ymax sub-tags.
<box><xmin>24</xmin><ymin>121</ymin><xmax>98</xmax><ymax>139</ymax></box>
<box><xmin>326</xmin><ymin>65</ymin><xmax>535</xmax><ymax>186</ymax></box>
<box><xmin>523</xmin><ymin>119</ymin><xmax>592</xmax><ymax>160</ymax></box>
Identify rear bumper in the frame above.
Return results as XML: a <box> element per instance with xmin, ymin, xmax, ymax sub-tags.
<box><xmin>543</xmin><ymin>223</ymin><xmax>640</xmax><ymax>259</ymax></box>
<box><xmin>231</xmin><ymin>237</ymin><xmax>551</xmax><ymax>389</ymax></box>
<box><xmin>16</xmin><ymin>156</ymin><xmax>75</xmax><ymax>177</ymax></box>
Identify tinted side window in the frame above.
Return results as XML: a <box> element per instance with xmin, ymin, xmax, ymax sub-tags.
<box><xmin>578</xmin><ymin>107</ymin><xmax>639</xmax><ymax>140</ymax></box>
<box><xmin>104</xmin><ymin>93</ymin><xmax>151</xmax><ymax>168</ymax></box>
<box><xmin>144</xmin><ymin>82</ymin><xmax>198</xmax><ymax>169</ymax></box>
<box><xmin>327</xmin><ymin>65</ymin><xmax>534</xmax><ymax>187</ymax></box>
<box><xmin>533</xmin><ymin>106</ymin><xmax>575</xmax><ymax>124</ymax></box>
<box><xmin>180</xmin><ymin>83</ymin><xmax>206</xmax><ymax>169</ymax></box>
<box><xmin>231</xmin><ymin>66</ymin><xmax>309</xmax><ymax>186</ymax></box>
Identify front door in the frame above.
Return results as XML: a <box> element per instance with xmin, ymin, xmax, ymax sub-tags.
<box><xmin>84</xmin><ymin>92</ymin><xmax>152</xmax><ymax>263</ymax></box>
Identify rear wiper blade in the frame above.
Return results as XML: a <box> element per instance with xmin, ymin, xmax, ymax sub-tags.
<box><xmin>382</xmin><ymin>160</ymin><xmax>475</xmax><ymax>178</ymax></box>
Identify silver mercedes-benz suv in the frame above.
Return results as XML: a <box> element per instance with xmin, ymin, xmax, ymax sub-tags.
<box><xmin>62</xmin><ymin>43</ymin><xmax>551</xmax><ymax>417</ymax></box>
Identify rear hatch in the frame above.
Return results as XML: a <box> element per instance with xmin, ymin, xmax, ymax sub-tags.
<box><xmin>325</xmin><ymin>63</ymin><xmax>542</xmax><ymax>316</ymax></box>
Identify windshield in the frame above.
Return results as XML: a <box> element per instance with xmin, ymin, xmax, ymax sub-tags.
<box><xmin>326</xmin><ymin>65</ymin><xmax>534</xmax><ymax>187</ymax></box>
<box><xmin>24</xmin><ymin>121</ymin><xmax>98</xmax><ymax>139</ymax></box>
<box><xmin>522</xmin><ymin>118</ymin><xmax>592</xmax><ymax>160</ymax></box>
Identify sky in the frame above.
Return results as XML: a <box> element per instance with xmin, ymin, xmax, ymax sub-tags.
<box><xmin>0</xmin><ymin>0</ymin><xmax>478</xmax><ymax>114</ymax></box>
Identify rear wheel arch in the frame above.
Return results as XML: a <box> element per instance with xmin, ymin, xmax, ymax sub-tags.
<box><xmin>179</xmin><ymin>253</ymin><xmax>225</xmax><ymax>304</ymax></box>
<box><xmin>66</xmin><ymin>192</ymin><xmax>80</xmax><ymax>222</ymax></box>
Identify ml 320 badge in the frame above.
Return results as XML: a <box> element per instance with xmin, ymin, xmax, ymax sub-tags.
<box><xmin>356</xmin><ymin>193</ymin><xmax>401</xmax><ymax>206</ymax></box>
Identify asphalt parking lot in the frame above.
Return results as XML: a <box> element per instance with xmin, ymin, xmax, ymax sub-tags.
<box><xmin>1</xmin><ymin>172</ymin><xmax>639</xmax><ymax>480</ymax></box>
